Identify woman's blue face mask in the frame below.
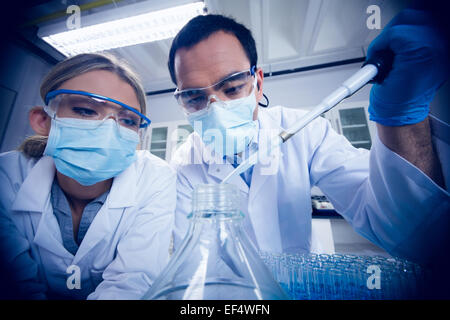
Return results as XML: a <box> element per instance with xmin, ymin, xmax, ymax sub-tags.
<box><xmin>43</xmin><ymin>91</ymin><xmax>142</xmax><ymax>186</ymax></box>
<box><xmin>44</xmin><ymin>117</ymin><xmax>139</xmax><ymax>186</ymax></box>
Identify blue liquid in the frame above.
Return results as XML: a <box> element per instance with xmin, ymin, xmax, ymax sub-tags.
<box><xmin>260</xmin><ymin>253</ymin><xmax>427</xmax><ymax>300</ymax></box>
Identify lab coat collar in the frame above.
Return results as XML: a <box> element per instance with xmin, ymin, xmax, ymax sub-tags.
<box><xmin>204</xmin><ymin>134</ymin><xmax>261</xmax><ymax>194</ymax></box>
<box><xmin>72</xmin><ymin>204</ymin><xmax>114</xmax><ymax>264</ymax></box>
<box><xmin>11</xmin><ymin>156</ymin><xmax>55</xmax><ymax>212</ymax></box>
<box><xmin>248</xmin><ymin>108</ymin><xmax>283</xmax><ymax>203</ymax></box>
<box><xmin>207</xmin><ymin>161</ymin><xmax>250</xmax><ymax>194</ymax></box>
<box><xmin>203</xmin><ymin>108</ymin><xmax>283</xmax><ymax>195</ymax></box>
<box><xmin>33</xmin><ymin>199</ymin><xmax>74</xmax><ymax>260</ymax></box>
<box><xmin>10</xmin><ymin>156</ymin><xmax>72</xmax><ymax>259</ymax></box>
<box><xmin>107</xmin><ymin>157</ymin><xmax>138</xmax><ymax>208</ymax></box>
<box><xmin>11</xmin><ymin>155</ymin><xmax>138</xmax><ymax>212</ymax></box>
<box><xmin>11</xmin><ymin>155</ymin><xmax>138</xmax><ymax>263</ymax></box>
<box><xmin>73</xmin><ymin>156</ymin><xmax>140</xmax><ymax>263</ymax></box>
<box><xmin>198</xmin><ymin>131</ymin><xmax>250</xmax><ymax>194</ymax></box>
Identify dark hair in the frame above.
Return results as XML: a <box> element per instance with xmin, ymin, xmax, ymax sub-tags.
<box><xmin>168</xmin><ymin>14</ymin><xmax>258</xmax><ymax>84</ymax></box>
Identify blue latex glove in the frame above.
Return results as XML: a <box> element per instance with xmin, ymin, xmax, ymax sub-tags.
<box><xmin>367</xmin><ymin>9</ymin><xmax>449</xmax><ymax>126</ymax></box>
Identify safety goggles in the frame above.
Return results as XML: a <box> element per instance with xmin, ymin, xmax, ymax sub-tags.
<box><xmin>44</xmin><ymin>89</ymin><xmax>151</xmax><ymax>132</ymax></box>
<box><xmin>174</xmin><ymin>66</ymin><xmax>256</xmax><ymax>115</ymax></box>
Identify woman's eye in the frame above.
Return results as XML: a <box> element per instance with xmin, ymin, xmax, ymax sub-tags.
<box><xmin>120</xmin><ymin>117</ymin><xmax>139</xmax><ymax>128</ymax></box>
<box><xmin>72</xmin><ymin>107</ymin><xmax>97</xmax><ymax>117</ymax></box>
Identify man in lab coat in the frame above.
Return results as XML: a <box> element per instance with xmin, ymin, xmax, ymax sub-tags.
<box><xmin>168</xmin><ymin>11</ymin><xmax>449</xmax><ymax>295</ymax></box>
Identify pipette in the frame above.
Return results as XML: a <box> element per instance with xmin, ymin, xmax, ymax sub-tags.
<box><xmin>222</xmin><ymin>51</ymin><xmax>393</xmax><ymax>184</ymax></box>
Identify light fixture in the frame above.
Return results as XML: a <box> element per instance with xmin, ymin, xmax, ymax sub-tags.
<box><xmin>38</xmin><ymin>1</ymin><xmax>205</xmax><ymax>56</ymax></box>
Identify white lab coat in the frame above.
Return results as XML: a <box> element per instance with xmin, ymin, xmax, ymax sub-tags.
<box><xmin>0</xmin><ymin>150</ymin><xmax>176</xmax><ymax>299</ymax></box>
<box><xmin>171</xmin><ymin>106</ymin><xmax>449</xmax><ymax>263</ymax></box>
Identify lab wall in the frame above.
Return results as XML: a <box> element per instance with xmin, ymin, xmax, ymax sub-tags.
<box><xmin>0</xmin><ymin>42</ymin><xmax>52</xmax><ymax>153</ymax></box>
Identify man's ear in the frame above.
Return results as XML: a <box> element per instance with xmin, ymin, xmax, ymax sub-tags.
<box><xmin>255</xmin><ymin>67</ymin><xmax>264</xmax><ymax>102</ymax></box>
<box><xmin>29</xmin><ymin>106</ymin><xmax>51</xmax><ymax>135</ymax></box>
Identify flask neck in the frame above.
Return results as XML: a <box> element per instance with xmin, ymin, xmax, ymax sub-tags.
<box><xmin>191</xmin><ymin>183</ymin><xmax>242</xmax><ymax>220</ymax></box>
<box><xmin>190</xmin><ymin>210</ymin><xmax>243</xmax><ymax>220</ymax></box>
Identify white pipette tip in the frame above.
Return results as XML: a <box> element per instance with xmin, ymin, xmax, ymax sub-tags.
<box><xmin>221</xmin><ymin>135</ymin><xmax>283</xmax><ymax>184</ymax></box>
<box><xmin>221</xmin><ymin>153</ymin><xmax>258</xmax><ymax>184</ymax></box>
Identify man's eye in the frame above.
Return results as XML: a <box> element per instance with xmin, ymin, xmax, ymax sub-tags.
<box><xmin>72</xmin><ymin>107</ymin><xmax>97</xmax><ymax>117</ymax></box>
<box><xmin>187</xmin><ymin>95</ymin><xmax>207</xmax><ymax>106</ymax></box>
<box><xmin>224</xmin><ymin>84</ymin><xmax>245</xmax><ymax>96</ymax></box>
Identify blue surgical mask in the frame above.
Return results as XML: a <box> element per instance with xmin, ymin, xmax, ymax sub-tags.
<box><xmin>44</xmin><ymin>118</ymin><xmax>139</xmax><ymax>186</ymax></box>
<box><xmin>187</xmin><ymin>85</ymin><xmax>258</xmax><ymax>157</ymax></box>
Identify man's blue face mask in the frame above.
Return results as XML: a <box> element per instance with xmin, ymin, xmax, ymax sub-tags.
<box><xmin>43</xmin><ymin>90</ymin><xmax>143</xmax><ymax>186</ymax></box>
<box><xmin>186</xmin><ymin>78</ymin><xmax>258</xmax><ymax>157</ymax></box>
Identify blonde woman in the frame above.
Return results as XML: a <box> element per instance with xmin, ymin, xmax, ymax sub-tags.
<box><xmin>0</xmin><ymin>53</ymin><xmax>175</xmax><ymax>299</ymax></box>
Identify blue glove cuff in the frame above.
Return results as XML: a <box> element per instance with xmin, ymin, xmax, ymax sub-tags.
<box><xmin>368</xmin><ymin>88</ymin><xmax>435</xmax><ymax>126</ymax></box>
<box><xmin>368</xmin><ymin>109</ymin><xmax>429</xmax><ymax>126</ymax></box>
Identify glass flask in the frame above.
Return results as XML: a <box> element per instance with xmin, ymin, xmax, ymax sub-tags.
<box><xmin>142</xmin><ymin>183</ymin><xmax>289</xmax><ymax>300</ymax></box>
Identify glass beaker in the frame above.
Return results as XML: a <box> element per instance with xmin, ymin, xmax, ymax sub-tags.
<box><xmin>142</xmin><ymin>183</ymin><xmax>289</xmax><ymax>300</ymax></box>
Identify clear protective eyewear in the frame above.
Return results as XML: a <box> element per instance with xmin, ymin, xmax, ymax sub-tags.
<box><xmin>174</xmin><ymin>66</ymin><xmax>256</xmax><ymax>115</ymax></box>
<box><xmin>44</xmin><ymin>89</ymin><xmax>151</xmax><ymax>132</ymax></box>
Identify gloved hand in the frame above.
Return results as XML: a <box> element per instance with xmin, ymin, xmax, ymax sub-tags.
<box><xmin>367</xmin><ymin>9</ymin><xmax>449</xmax><ymax>126</ymax></box>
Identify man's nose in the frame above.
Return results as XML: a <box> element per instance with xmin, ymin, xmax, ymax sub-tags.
<box><xmin>207</xmin><ymin>94</ymin><xmax>222</xmax><ymax>105</ymax></box>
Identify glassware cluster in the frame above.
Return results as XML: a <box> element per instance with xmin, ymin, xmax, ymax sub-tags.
<box><xmin>259</xmin><ymin>252</ymin><xmax>430</xmax><ymax>300</ymax></box>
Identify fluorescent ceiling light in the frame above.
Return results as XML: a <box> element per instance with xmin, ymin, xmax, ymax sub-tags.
<box><xmin>40</xmin><ymin>2</ymin><xmax>205</xmax><ymax>56</ymax></box>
